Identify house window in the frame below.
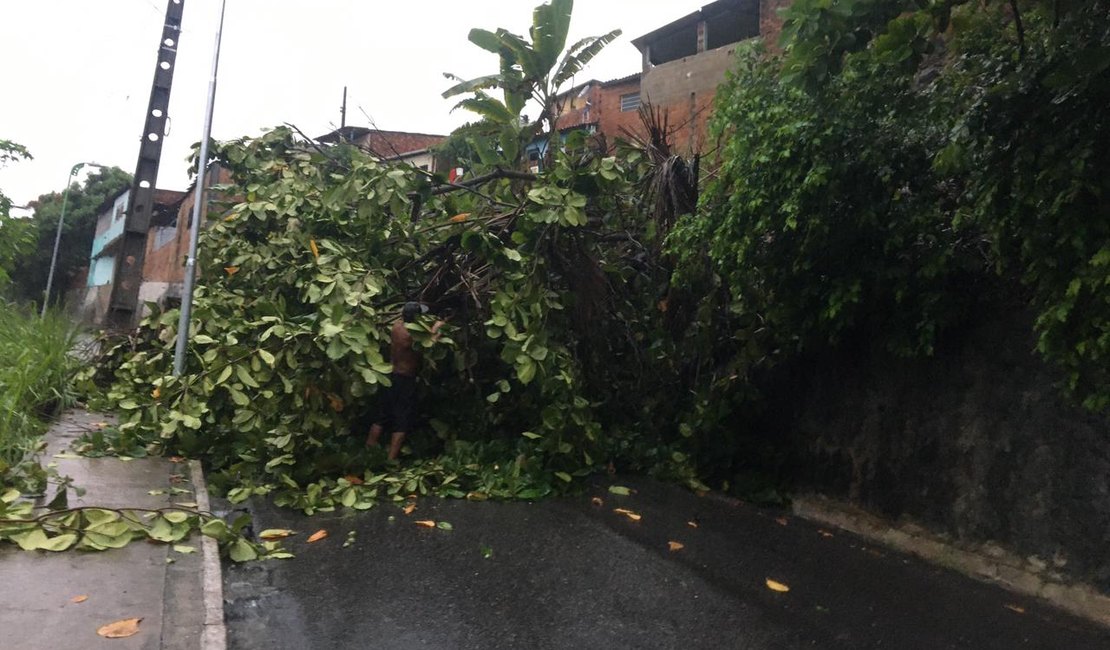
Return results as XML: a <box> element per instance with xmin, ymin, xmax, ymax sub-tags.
<box><xmin>620</xmin><ymin>92</ymin><xmax>641</xmax><ymax>112</ymax></box>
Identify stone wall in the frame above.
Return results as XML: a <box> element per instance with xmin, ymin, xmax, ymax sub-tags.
<box><xmin>770</xmin><ymin>308</ymin><xmax>1110</xmax><ymax>591</ymax></box>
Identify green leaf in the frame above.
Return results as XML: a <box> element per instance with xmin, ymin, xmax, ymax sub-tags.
<box><xmin>229</xmin><ymin>538</ymin><xmax>259</xmax><ymax>562</ymax></box>
<box><xmin>436</xmin><ymin>521</ymin><xmax>453</xmax><ymax>530</ymax></box>
<box><xmin>173</xmin><ymin>544</ymin><xmax>197</xmax><ymax>554</ymax></box>
<box><xmin>163</xmin><ymin>511</ymin><xmax>190</xmax><ymax>524</ymax></box>
<box><xmin>608</xmin><ymin>485</ymin><xmax>631</xmax><ymax>496</ymax></box>
<box><xmin>554</xmin><ymin>471</ymin><xmax>572</xmax><ymax>483</ymax></box>
<box><xmin>258</xmin><ymin>349</ymin><xmax>276</xmax><ymax>367</ymax></box>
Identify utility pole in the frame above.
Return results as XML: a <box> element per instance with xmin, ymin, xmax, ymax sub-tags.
<box><xmin>107</xmin><ymin>0</ymin><xmax>186</xmax><ymax>328</ymax></box>
<box><xmin>173</xmin><ymin>0</ymin><xmax>228</xmax><ymax>377</ymax></box>
<box><xmin>341</xmin><ymin>86</ymin><xmax>348</xmax><ymax>130</ymax></box>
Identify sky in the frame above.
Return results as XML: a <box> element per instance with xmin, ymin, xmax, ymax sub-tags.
<box><xmin>0</xmin><ymin>0</ymin><xmax>710</xmax><ymax>210</ymax></box>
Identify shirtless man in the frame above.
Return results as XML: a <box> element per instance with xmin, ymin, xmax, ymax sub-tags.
<box><xmin>366</xmin><ymin>302</ymin><xmax>442</xmax><ymax>460</ymax></box>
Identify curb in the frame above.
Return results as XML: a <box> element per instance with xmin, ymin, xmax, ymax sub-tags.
<box><xmin>792</xmin><ymin>494</ymin><xmax>1110</xmax><ymax>629</ymax></box>
<box><xmin>190</xmin><ymin>460</ymin><xmax>227</xmax><ymax>650</ymax></box>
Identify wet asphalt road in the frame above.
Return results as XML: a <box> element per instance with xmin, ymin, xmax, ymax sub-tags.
<box><xmin>222</xmin><ymin>477</ymin><xmax>1109</xmax><ymax>649</ymax></box>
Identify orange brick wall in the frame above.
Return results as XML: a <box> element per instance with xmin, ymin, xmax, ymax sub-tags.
<box><xmin>596</xmin><ymin>78</ymin><xmax>645</xmax><ymax>148</ymax></box>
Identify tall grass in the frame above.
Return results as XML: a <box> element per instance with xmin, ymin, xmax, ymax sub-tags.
<box><xmin>0</xmin><ymin>302</ymin><xmax>80</xmax><ymax>487</ymax></box>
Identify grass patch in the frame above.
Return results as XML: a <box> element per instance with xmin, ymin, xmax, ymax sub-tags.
<box><xmin>0</xmin><ymin>302</ymin><xmax>80</xmax><ymax>491</ymax></box>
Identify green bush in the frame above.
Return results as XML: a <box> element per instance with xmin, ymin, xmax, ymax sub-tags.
<box><xmin>0</xmin><ymin>303</ymin><xmax>80</xmax><ymax>490</ymax></box>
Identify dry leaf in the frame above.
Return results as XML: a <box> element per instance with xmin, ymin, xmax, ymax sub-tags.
<box><xmin>309</xmin><ymin>239</ymin><xmax>320</xmax><ymax>260</ymax></box>
<box><xmin>1004</xmin><ymin>604</ymin><xmax>1026</xmax><ymax>614</ymax></box>
<box><xmin>668</xmin><ymin>541</ymin><xmax>684</xmax><ymax>552</ymax></box>
<box><xmin>775</xmin><ymin>517</ymin><xmax>789</xmax><ymax>526</ymax></box>
<box><xmin>765</xmin><ymin>579</ymin><xmax>790</xmax><ymax>593</ymax></box>
<box><xmin>71</xmin><ymin>595</ymin><xmax>88</xmax><ymax>604</ymax></box>
<box><xmin>344</xmin><ymin>474</ymin><xmax>364</xmax><ymax>485</ymax></box>
<box><xmin>169</xmin><ymin>456</ymin><xmax>185</xmax><ymax>463</ymax></box>
<box><xmin>687</xmin><ymin>520</ymin><xmax>699</xmax><ymax>528</ymax></box>
<box><xmin>414</xmin><ymin>520</ymin><xmax>436</xmax><ymax>528</ymax></box>
<box><xmin>449</xmin><ymin>213</ymin><xmax>470</xmax><ymax>223</ymax></box>
<box><xmin>326</xmin><ymin>393</ymin><xmax>344</xmax><ymax>412</ymax></box>
<box><xmin>306</xmin><ymin>529</ymin><xmax>328</xmax><ymax>543</ymax></box>
<box><xmin>151</xmin><ymin>387</ymin><xmax>161</xmax><ymax>399</ymax></box>
<box><xmin>591</xmin><ymin>497</ymin><xmax>604</xmax><ymax>507</ymax></box>
<box><xmin>97</xmin><ymin>618</ymin><xmax>142</xmax><ymax>638</ymax></box>
<box><xmin>817</xmin><ymin>529</ymin><xmax>834</xmax><ymax>538</ymax></box>
<box><xmin>403</xmin><ymin>504</ymin><xmax>416</xmax><ymax>515</ymax></box>
<box><xmin>224</xmin><ymin>266</ymin><xmax>239</xmax><ymax>276</ymax></box>
<box><xmin>258</xmin><ymin>529</ymin><xmax>296</xmax><ymax>540</ymax></box>
<box><xmin>613</xmin><ymin>508</ymin><xmax>642</xmax><ymax>521</ymax></box>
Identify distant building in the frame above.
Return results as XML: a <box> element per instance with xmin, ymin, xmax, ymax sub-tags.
<box><xmin>316</xmin><ymin>127</ymin><xmax>447</xmax><ymax>172</ymax></box>
<box><xmin>631</xmin><ymin>0</ymin><xmax>790</xmax><ymax>154</ymax></box>
<box><xmin>78</xmin><ymin>186</ymin><xmax>186</xmax><ymax>324</ymax></box>
<box><xmin>540</xmin><ymin>0</ymin><xmax>791</xmax><ymax>159</ymax></box>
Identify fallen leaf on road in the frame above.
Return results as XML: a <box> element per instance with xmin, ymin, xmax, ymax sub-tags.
<box><xmin>97</xmin><ymin>618</ymin><xmax>142</xmax><ymax>638</ymax></box>
<box><xmin>173</xmin><ymin>502</ymin><xmax>198</xmax><ymax>509</ymax></box>
<box><xmin>613</xmin><ymin>508</ymin><xmax>642</xmax><ymax>521</ymax></box>
<box><xmin>53</xmin><ymin>452</ymin><xmax>81</xmax><ymax>459</ymax></box>
<box><xmin>608</xmin><ymin>485</ymin><xmax>632</xmax><ymax>496</ymax></box>
<box><xmin>344</xmin><ymin>474</ymin><xmax>364</xmax><ymax>485</ymax></box>
<box><xmin>259</xmin><ymin>529</ymin><xmax>296</xmax><ymax>540</ymax></box>
<box><xmin>817</xmin><ymin>529</ymin><xmax>834</xmax><ymax>538</ymax></box>
<box><xmin>775</xmin><ymin>517</ymin><xmax>789</xmax><ymax>526</ymax></box>
<box><xmin>415</xmin><ymin>520</ymin><xmax>436</xmax><ymax>528</ymax></box>
<box><xmin>668</xmin><ymin>541</ymin><xmax>684</xmax><ymax>552</ymax></box>
<box><xmin>403</xmin><ymin>503</ymin><xmax>416</xmax><ymax>515</ymax></box>
<box><xmin>437</xmin><ymin>521</ymin><xmax>453</xmax><ymax>530</ymax></box>
<box><xmin>765</xmin><ymin>579</ymin><xmax>790</xmax><ymax>593</ymax></box>
<box><xmin>173</xmin><ymin>544</ymin><xmax>196</xmax><ymax>554</ymax></box>
<box><xmin>591</xmin><ymin>497</ymin><xmax>604</xmax><ymax>507</ymax></box>
<box><xmin>307</xmin><ymin>529</ymin><xmax>328</xmax><ymax>543</ymax></box>
<box><xmin>169</xmin><ymin>456</ymin><xmax>185</xmax><ymax>463</ymax></box>
<box><xmin>687</xmin><ymin>520</ymin><xmax>699</xmax><ymax>528</ymax></box>
<box><xmin>71</xmin><ymin>595</ymin><xmax>88</xmax><ymax>604</ymax></box>
<box><xmin>1004</xmin><ymin>604</ymin><xmax>1026</xmax><ymax>614</ymax></box>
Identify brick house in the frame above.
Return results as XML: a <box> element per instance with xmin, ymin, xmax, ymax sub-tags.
<box><xmin>546</xmin><ymin>0</ymin><xmax>791</xmax><ymax>157</ymax></box>
<box><xmin>631</xmin><ymin>0</ymin><xmax>790</xmax><ymax>155</ymax></box>
<box><xmin>76</xmin><ymin>186</ymin><xmax>186</xmax><ymax>323</ymax></box>
<box><xmin>317</xmin><ymin>127</ymin><xmax>447</xmax><ymax>172</ymax></box>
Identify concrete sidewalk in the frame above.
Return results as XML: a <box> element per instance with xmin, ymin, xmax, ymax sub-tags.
<box><xmin>0</xmin><ymin>409</ymin><xmax>218</xmax><ymax>649</ymax></box>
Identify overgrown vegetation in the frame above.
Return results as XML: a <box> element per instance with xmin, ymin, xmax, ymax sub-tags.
<box><xmin>0</xmin><ymin>303</ymin><xmax>80</xmax><ymax>492</ymax></box>
<box><xmin>90</xmin><ymin>0</ymin><xmax>1109</xmax><ymax>517</ymax></box>
<box><xmin>3</xmin><ymin>165</ymin><xmax>131</xmax><ymax>308</ymax></box>
<box><xmin>677</xmin><ymin>0</ymin><xmax>1110</xmax><ymax>410</ymax></box>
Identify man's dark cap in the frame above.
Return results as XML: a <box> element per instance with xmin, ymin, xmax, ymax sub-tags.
<box><xmin>402</xmin><ymin>301</ymin><xmax>428</xmax><ymax>322</ymax></box>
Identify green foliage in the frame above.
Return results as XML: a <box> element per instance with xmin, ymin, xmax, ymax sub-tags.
<box><xmin>0</xmin><ymin>303</ymin><xmax>81</xmax><ymax>492</ymax></box>
<box><xmin>678</xmin><ymin>0</ymin><xmax>1110</xmax><ymax>411</ymax></box>
<box><xmin>0</xmin><ymin>139</ymin><xmax>33</xmax><ymax>290</ymax></box>
<box><xmin>0</xmin><ymin>488</ymin><xmax>283</xmax><ymax>560</ymax></box>
<box><xmin>7</xmin><ymin>166</ymin><xmax>131</xmax><ymax>307</ymax></box>
<box><xmin>443</xmin><ymin>0</ymin><xmax>620</xmax><ymax>169</ymax></box>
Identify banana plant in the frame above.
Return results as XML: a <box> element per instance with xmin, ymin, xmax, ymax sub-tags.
<box><xmin>442</xmin><ymin>0</ymin><xmax>620</xmax><ymax>167</ymax></box>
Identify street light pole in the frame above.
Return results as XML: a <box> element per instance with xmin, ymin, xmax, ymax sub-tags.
<box><xmin>42</xmin><ymin>162</ymin><xmax>104</xmax><ymax>319</ymax></box>
<box><xmin>173</xmin><ymin>0</ymin><xmax>228</xmax><ymax>376</ymax></box>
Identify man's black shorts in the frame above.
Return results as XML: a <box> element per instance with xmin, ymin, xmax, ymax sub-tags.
<box><xmin>383</xmin><ymin>373</ymin><xmax>417</xmax><ymax>433</ymax></box>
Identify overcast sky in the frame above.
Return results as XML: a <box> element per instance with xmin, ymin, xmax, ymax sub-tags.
<box><xmin>0</xmin><ymin>0</ymin><xmax>709</xmax><ymax>209</ymax></box>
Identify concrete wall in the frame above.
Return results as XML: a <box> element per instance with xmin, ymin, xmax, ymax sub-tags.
<box><xmin>769</xmin><ymin>307</ymin><xmax>1110</xmax><ymax>591</ymax></box>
